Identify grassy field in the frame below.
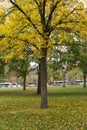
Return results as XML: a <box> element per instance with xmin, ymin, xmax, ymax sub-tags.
<box><xmin>0</xmin><ymin>86</ymin><xmax>87</xmax><ymax>130</ymax></box>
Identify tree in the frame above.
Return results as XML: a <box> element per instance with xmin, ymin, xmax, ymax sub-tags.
<box><xmin>78</xmin><ymin>39</ymin><xmax>87</xmax><ymax>88</ymax></box>
<box><xmin>67</xmin><ymin>67</ymin><xmax>83</xmax><ymax>85</ymax></box>
<box><xmin>48</xmin><ymin>45</ymin><xmax>73</xmax><ymax>87</ymax></box>
<box><xmin>37</xmin><ymin>60</ymin><xmax>41</xmax><ymax>94</ymax></box>
<box><xmin>67</xmin><ymin>36</ymin><xmax>87</xmax><ymax>87</ymax></box>
<box><xmin>7</xmin><ymin>39</ymin><xmax>35</xmax><ymax>90</ymax></box>
<box><xmin>1</xmin><ymin>0</ymin><xmax>87</xmax><ymax>108</ymax></box>
<box><xmin>8</xmin><ymin>58</ymin><xmax>29</xmax><ymax>90</ymax></box>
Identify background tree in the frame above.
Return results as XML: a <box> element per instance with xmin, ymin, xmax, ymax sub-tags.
<box><xmin>0</xmin><ymin>58</ymin><xmax>5</xmax><ymax>82</ymax></box>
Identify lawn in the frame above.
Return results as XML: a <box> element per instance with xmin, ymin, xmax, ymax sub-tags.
<box><xmin>0</xmin><ymin>86</ymin><xmax>87</xmax><ymax>130</ymax></box>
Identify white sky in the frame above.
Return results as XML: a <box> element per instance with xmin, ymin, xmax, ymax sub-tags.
<box><xmin>80</xmin><ymin>0</ymin><xmax>87</xmax><ymax>7</ymax></box>
<box><xmin>0</xmin><ymin>0</ymin><xmax>12</xmax><ymax>9</ymax></box>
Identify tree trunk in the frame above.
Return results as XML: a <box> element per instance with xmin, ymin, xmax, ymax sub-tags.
<box><xmin>40</xmin><ymin>49</ymin><xmax>48</xmax><ymax>108</ymax></box>
<box><xmin>83</xmin><ymin>71</ymin><xmax>86</xmax><ymax>88</ymax></box>
<box><xmin>62</xmin><ymin>71</ymin><xmax>66</xmax><ymax>87</ymax></box>
<box><xmin>23</xmin><ymin>75</ymin><xmax>26</xmax><ymax>91</ymax></box>
<box><xmin>16</xmin><ymin>76</ymin><xmax>18</xmax><ymax>87</ymax></box>
<box><xmin>37</xmin><ymin>61</ymin><xmax>41</xmax><ymax>94</ymax></box>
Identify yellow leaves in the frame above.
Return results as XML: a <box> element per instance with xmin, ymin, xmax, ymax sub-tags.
<box><xmin>58</xmin><ymin>31</ymin><xmax>73</xmax><ymax>44</ymax></box>
<box><xmin>3</xmin><ymin>40</ymin><xmax>26</xmax><ymax>61</ymax></box>
<box><xmin>4</xmin><ymin>54</ymin><xmax>14</xmax><ymax>60</ymax></box>
<box><xmin>77</xmin><ymin>2</ymin><xmax>84</xmax><ymax>9</ymax></box>
<box><xmin>78</xmin><ymin>25</ymin><xmax>87</xmax><ymax>39</ymax></box>
<box><xmin>0</xmin><ymin>0</ymin><xmax>87</xmax><ymax>61</ymax></box>
<box><xmin>16</xmin><ymin>0</ymin><xmax>40</xmax><ymax>25</ymax></box>
<box><xmin>0</xmin><ymin>5</ymin><xmax>5</xmax><ymax>18</ymax></box>
<box><xmin>0</xmin><ymin>24</ymin><xmax>4</xmax><ymax>34</ymax></box>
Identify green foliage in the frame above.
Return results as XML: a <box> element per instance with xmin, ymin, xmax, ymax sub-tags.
<box><xmin>0</xmin><ymin>87</ymin><xmax>87</xmax><ymax>130</ymax></box>
<box><xmin>67</xmin><ymin>67</ymin><xmax>83</xmax><ymax>82</ymax></box>
<box><xmin>69</xmin><ymin>38</ymin><xmax>87</xmax><ymax>74</ymax></box>
<box><xmin>0</xmin><ymin>58</ymin><xmax>5</xmax><ymax>75</ymax></box>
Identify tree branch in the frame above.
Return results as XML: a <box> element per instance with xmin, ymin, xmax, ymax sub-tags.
<box><xmin>9</xmin><ymin>0</ymin><xmax>43</xmax><ymax>36</ymax></box>
<box><xmin>47</xmin><ymin>0</ymin><xmax>60</xmax><ymax>27</ymax></box>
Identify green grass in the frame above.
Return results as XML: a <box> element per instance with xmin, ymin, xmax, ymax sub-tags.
<box><xmin>0</xmin><ymin>86</ymin><xmax>87</xmax><ymax>130</ymax></box>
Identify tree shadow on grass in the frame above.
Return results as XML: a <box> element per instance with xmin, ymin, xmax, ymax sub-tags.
<box><xmin>0</xmin><ymin>89</ymin><xmax>37</xmax><ymax>97</ymax></box>
<box><xmin>48</xmin><ymin>89</ymin><xmax>87</xmax><ymax>97</ymax></box>
<box><xmin>0</xmin><ymin>88</ymin><xmax>87</xmax><ymax>97</ymax></box>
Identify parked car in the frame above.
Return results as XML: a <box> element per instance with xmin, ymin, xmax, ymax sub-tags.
<box><xmin>0</xmin><ymin>82</ymin><xmax>12</xmax><ymax>88</ymax></box>
<box><xmin>28</xmin><ymin>82</ymin><xmax>36</xmax><ymax>87</ymax></box>
<box><xmin>12</xmin><ymin>83</ymin><xmax>21</xmax><ymax>87</ymax></box>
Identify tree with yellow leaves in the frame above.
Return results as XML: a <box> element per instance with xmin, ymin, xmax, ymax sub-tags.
<box><xmin>1</xmin><ymin>0</ymin><xmax>87</xmax><ymax>108</ymax></box>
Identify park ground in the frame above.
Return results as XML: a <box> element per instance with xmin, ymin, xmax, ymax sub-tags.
<box><xmin>0</xmin><ymin>86</ymin><xmax>87</xmax><ymax>130</ymax></box>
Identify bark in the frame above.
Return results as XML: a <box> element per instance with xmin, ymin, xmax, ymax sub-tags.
<box><xmin>62</xmin><ymin>71</ymin><xmax>66</xmax><ymax>87</ymax></box>
<box><xmin>16</xmin><ymin>76</ymin><xmax>18</xmax><ymax>87</ymax></box>
<box><xmin>37</xmin><ymin>61</ymin><xmax>41</xmax><ymax>94</ymax></box>
<box><xmin>23</xmin><ymin>75</ymin><xmax>26</xmax><ymax>91</ymax></box>
<box><xmin>83</xmin><ymin>71</ymin><xmax>86</xmax><ymax>88</ymax></box>
<box><xmin>40</xmin><ymin>49</ymin><xmax>48</xmax><ymax>108</ymax></box>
